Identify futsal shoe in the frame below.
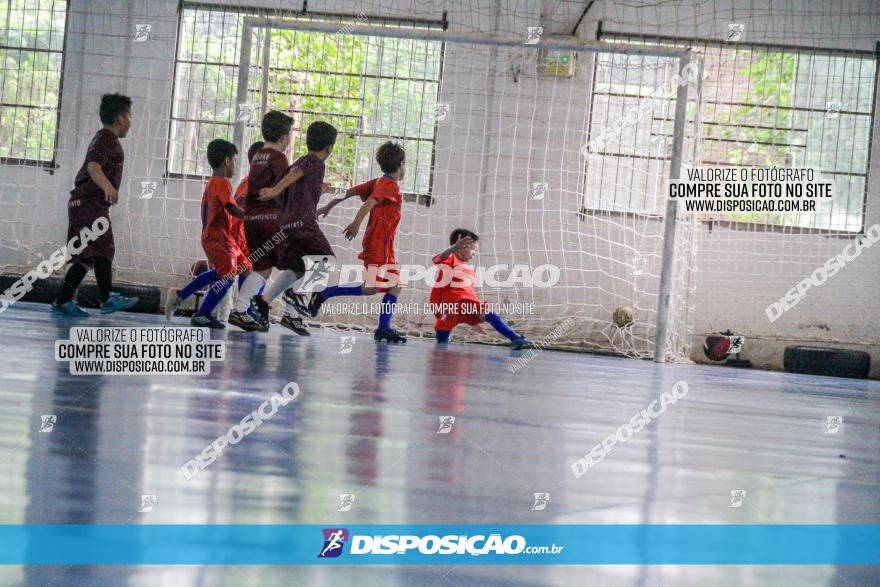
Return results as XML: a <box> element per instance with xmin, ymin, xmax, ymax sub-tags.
<box><xmin>191</xmin><ymin>314</ymin><xmax>225</xmax><ymax>329</ymax></box>
<box><xmin>510</xmin><ymin>336</ymin><xmax>536</xmax><ymax>351</ymax></box>
<box><xmin>100</xmin><ymin>292</ymin><xmax>139</xmax><ymax>314</ymax></box>
<box><xmin>305</xmin><ymin>292</ymin><xmax>327</xmax><ymax>318</ymax></box>
<box><xmin>164</xmin><ymin>288</ymin><xmax>181</xmax><ymax>320</ymax></box>
<box><xmin>374</xmin><ymin>328</ymin><xmax>407</xmax><ymax>344</ymax></box>
<box><xmin>250</xmin><ymin>295</ymin><xmax>271</xmax><ymax>331</ymax></box>
<box><xmin>50</xmin><ymin>301</ymin><xmax>90</xmax><ymax>318</ymax></box>
<box><xmin>228</xmin><ymin>310</ymin><xmax>261</xmax><ymax>332</ymax></box>
<box><xmin>279</xmin><ymin>313</ymin><xmax>310</xmax><ymax>336</ymax></box>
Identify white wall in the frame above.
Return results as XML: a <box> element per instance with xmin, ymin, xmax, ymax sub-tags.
<box><xmin>0</xmin><ymin>0</ymin><xmax>878</xmax><ymax>373</ymax></box>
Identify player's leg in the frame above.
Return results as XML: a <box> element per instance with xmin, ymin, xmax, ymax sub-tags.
<box><xmin>374</xmin><ymin>280</ymin><xmax>406</xmax><ymax>343</ymax></box>
<box><xmin>191</xmin><ymin>278</ymin><xmax>233</xmax><ymax>329</ymax></box>
<box><xmin>483</xmin><ymin>310</ymin><xmax>535</xmax><ymax>350</ymax></box>
<box><xmin>95</xmin><ymin>257</ymin><xmax>138</xmax><ymax>315</ymax></box>
<box><xmin>227</xmin><ymin>271</ymin><xmax>262</xmax><ymax>332</ymax></box>
<box><xmin>165</xmin><ymin>269</ymin><xmax>222</xmax><ymax>320</ymax></box>
<box><xmin>435</xmin><ymin>330</ymin><xmax>451</xmax><ymax>344</ymax></box>
<box><xmin>51</xmin><ymin>262</ymin><xmax>90</xmax><ymax>317</ymax></box>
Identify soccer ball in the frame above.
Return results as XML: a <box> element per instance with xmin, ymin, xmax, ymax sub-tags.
<box><xmin>612</xmin><ymin>306</ymin><xmax>634</xmax><ymax>327</ymax></box>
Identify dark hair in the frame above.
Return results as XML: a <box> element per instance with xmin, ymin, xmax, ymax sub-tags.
<box><xmin>450</xmin><ymin>228</ymin><xmax>479</xmax><ymax>245</ymax></box>
<box><xmin>99</xmin><ymin>93</ymin><xmax>132</xmax><ymax>125</ymax></box>
<box><xmin>376</xmin><ymin>141</ymin><xmax>405</xmax><ymax>174</ymax></box>
<box><xmin>247</xmin><ymin>140</ymin><xmax>265</xmax><ymax>163</ymax></box>
<box><xmin>306</xmin><ymin>121</ymin><xmax>338</xmax><ymax>151</ymax></box>
<box><xmin>207</xmin><ymin>139</ymin><xmax>238</xmax><ymax>169</ymax></box>
<box><xmin>261</xmin><ymin>110</ymin><xmax>293</xmax><ymax>143</ymax></box>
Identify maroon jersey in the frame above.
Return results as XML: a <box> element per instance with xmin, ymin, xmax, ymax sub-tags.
<box><xmin>244</xmin><ymin>148</ymin><xmax>288</xmax><ymax>215</ymax></box>
<box><xmin>281</xmin><ymin>153</ymin><xmax>325</xmax><ymax>227</ymax></box>
<box><xmin>70</xmin><ymin>128</ymin><xmax>124</xmax><ymax>203</ymax></box>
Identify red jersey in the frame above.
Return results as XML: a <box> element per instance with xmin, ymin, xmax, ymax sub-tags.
<box><xmin>232</xmin><ymin>177</ymin><xmax>250</xmax><ymax>256</ymax></box>
<box><xmin>244</xmin><ymin>148</ymin><xmax>288</xmax><ymax>215</ymax></box>
<box><xmin>351</xmin><ymin>175</ymin><xmax>402</xmax><ymax>265</ymax></box>
<box><xmin>430</xmin><ymin>252</ymin><xmax>482</xmax><ymax>305</ymax></box>
<box><xmin>200</xmin><ymin>175</ymin><xmax>236</xmax><ymax>246</ymax></box>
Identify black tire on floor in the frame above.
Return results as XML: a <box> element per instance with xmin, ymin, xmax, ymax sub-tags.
<box><xmin>783</xmin><ymin>346</ymin><xmax>870</xmax><ymax>379</ymax></box>
<box><xmin>0</xmin><ymin>272</ymin><xmax>160</xmax><ymax>315</ymax></box>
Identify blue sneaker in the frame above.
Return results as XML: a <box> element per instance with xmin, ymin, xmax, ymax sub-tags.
<box><xmin>100</xmin><ymin>292</ymin><xmax>139</xmax><ymax>314</ymax></box>
<box><xmin>50</xmin><ymin>301</ymin><xmax>90</xmax><ymax>318</ymax></box>
<box><xmin>510</xmin><ymin>336</ymin><xmax>536</xmax><ymax>350</ymax></box>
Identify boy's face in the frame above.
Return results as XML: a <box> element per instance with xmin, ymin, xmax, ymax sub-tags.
<box><xmin>116</xmin><ymin>111</ymin><xmax>132</xmax><ymax>138</ymax></box>
<box><xmin>225</xmin><ymin>155</ymin><xmax>237</xmax><ymax>178</ymax></box>
<box><xmin>458</xmin><ymin>239</ymin><xmax>477</xmax><ymax>261</ymax></box>
<box><xmin>398</xmin><ymin>159</ymin><xmax>406</xmax><ymax>180</ymax></box>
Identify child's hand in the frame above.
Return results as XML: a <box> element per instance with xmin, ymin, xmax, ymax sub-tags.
<box><xmin>104</xmin><ymin>186</ymin><xmax>119</xmax><ymax>205</ymax></box>
<box><xmin>453</xmin><ymin>236</ymin><xmax>474</xmax><ymax>253</ymax></box>
<box><xmin>257</xmin><ymin>187</ymin><xmax>276</xmax><ymax>201</ymax></box>
<box><xmin>227</xmin><ymin>204</ymin><xmax>245</xmax><ymax>219</ymax></box>
<box><xmin>343</xmin><ymin>221</ymin><xmax>360</xmax><ymax>240</ymax></box>
<box><xmin>470</xmin><ymin>323</ymin><xmax>487</xmax><ymax>335</ymax></box>
<box><xmin>316</xmin><ymin>203</ymin><xmax>333</xmax><ymax>218</ymax></box>
<box><xmin>321</xmin><ymin>182</ymin><xmax>334</xmax><ymax>194</ymax></box>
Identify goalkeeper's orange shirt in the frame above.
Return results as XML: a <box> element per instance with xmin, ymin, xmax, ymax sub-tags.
<box><xmin>430</xmin><ymin>253</ymin><xmax>483</xmax><ymax>305</ymax></box>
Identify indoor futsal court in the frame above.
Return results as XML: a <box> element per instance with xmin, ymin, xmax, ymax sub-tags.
<box><xmin>0</xmin><ymin>0</ymin><xmax>879</xmax><ymax>586</ymax></box>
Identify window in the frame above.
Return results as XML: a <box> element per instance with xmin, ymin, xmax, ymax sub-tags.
<box><xmin>0</xmin><ymin>0</ymin><xmax>67</xmax><ymax>165</ymax></box>
<box><xmin>169</xmin><ymin>5</ymin><xmax>444</xmax><ymax>201</ymax></box>
<box><xmin>588</xmin><ymin>33</ymin><xmax>877</xmax><ymax>232</ymax></box>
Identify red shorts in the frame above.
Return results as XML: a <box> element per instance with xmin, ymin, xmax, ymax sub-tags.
<box><xmin>433</xmin><ymin>300</ymin><xmax>488</xmax><ymax>332</ymax></box>
<box><xmin>203</xmin><ymin>238</ymin><xmax>250</xmax><ymax>277</ymax></box>
<box><xmin>363</xmin><ymin>263</ymin><xmax>400</xmax><ymax>293</ymax></box>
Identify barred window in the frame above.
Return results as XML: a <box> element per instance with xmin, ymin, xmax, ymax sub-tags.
<box><xmin>0</xmin><ymin>0</ymin><xmax>67</xmax><ymax>165</ymax></box>
<box><xmin>168</xmin><ymin>5</ymin><xmax>443</xmax><ymax>201</ymax></box>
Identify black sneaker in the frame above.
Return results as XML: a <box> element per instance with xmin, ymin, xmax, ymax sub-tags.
<box><xmin>251</xmin><ymin>295</ymin><xmax>271</xmax><ymax>331</ymax></box>
<box><xmin>306</xmin><ymin>291</ymin><xmax>327</xmax><ymax>318</ymax></box>
<box><xmin>374</xmin><ymin>327</ymin><xmax>407</xmax><ymax>343</ymax></box>
<box><xmin>228</xmin><ymin>310</ymin><xmax>261</xmax><ymax>332</ymax></box>
<box><xmin>282</xmin><ymin>288</ymin><xmax>311</xmax><ymax>315</ymax></box>
<box><xmin>191</xmin><ymin>314</ymin><xmax>225</xmax><ymax>329</ymax></box>
<box><xmin>280</xmin><ymin>313</ymin><xmax>310</xmax><ymax>336</ymax></box>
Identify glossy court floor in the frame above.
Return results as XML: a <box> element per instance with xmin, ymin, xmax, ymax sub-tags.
<box><xmin>0</xmin><ymin>301</ymin><xmax>878</xmax><ymax>586</ymax></box>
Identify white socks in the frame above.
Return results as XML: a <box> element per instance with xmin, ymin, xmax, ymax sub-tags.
<box><xmin>234</xmin><ymin>273</ymin><xmax>266</xmax><ymax>312</ymax></box>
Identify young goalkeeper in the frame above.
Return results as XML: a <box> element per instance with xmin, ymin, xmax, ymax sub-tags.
<box><xmin>430</xmin><ymin>229</ymin><xmax>534</xmax><ymax>350</ymax></box>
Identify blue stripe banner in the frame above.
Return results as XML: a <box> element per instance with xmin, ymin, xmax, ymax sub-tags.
<box><xmin>1</xmin><ymin>525</ymin><xmax>878</xmax><ymax>565</ymax></box>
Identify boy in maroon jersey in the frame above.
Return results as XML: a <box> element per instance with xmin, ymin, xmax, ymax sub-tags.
<box><xmin>51</xmin><ymin>93</ymin><xmax>138</xmax><ymax>316</ymax></box>
<box><xmin>230</xmin><ymin>111</ymin><xmax>300</xmax><ymax>331</ymax></box>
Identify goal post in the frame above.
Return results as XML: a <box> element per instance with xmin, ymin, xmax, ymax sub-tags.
<box><xmin>232</xmin><ymin>18</ymin><xmax>699</xmax><ymax>362</ymax></box>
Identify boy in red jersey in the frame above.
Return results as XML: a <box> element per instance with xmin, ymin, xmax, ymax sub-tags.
<box><xmin>431</xmin><ymin>229</ymin><xmax>534</xmax><ymax>350</ymax></box>
<box><xmin>296</xmin><ymin>142</ymin><xmax>407</xmax><ymax>343</ymax></box>
<box><xmin>164</xmin><ymin>139</ymin><xmax>256</xmax><ymax>329</ymax></box>
<box><xmin>51</xmin><ymin>93</ymin><xmax>139</xmax><ymax>316</ymax></box>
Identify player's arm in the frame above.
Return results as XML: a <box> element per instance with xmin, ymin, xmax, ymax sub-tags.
<box><xmin>87</xmin><ymin>162</ymin><xmax>118</xmax><ymax>204</ymax></box>
<box><xmin>343</xmin><ymin>196</ymin><xmax>379</xmax><ymax>240</ymax></box>
<box><xmin>434</xmin><ymin>236</ymin><xmax>475</xmax><ymax>262</ymax></box>
<box><xmin>317</xmin><ymin>186</ymin><xmax>364</xmax><ymax>218</ymax></box>
<box><xmin>258</xmin><ymin>167</ymin><xmax>304</xmax><ymax>201</ymax></box>
<box><xmin>224</xmin><ymin>202</ymin><xmax>245</xmax><ymax>219</ymax></box>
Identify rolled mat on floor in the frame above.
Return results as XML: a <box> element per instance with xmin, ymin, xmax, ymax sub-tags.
<box><xmin>0</xmin><ymin>273</ymin><xmax>160</xmax><ymax>315</ymax></box>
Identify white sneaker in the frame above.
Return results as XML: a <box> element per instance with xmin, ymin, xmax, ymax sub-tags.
<box><xmin>165</xmin><ymin>288</ymin><xmax>182</xmax><ymax>321</ymax></box>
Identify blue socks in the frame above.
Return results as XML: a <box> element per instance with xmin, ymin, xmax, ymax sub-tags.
<box><xmin>179</xmin><ymin>269</ymin><xmax>219</xmax><ymax>300</ymax></box>
<box><xmin>485</xmin><ymin>312</ymin><xmax>518</xmax><ymax>341</ymax></box>
<box><xmin>379</xmin><ymin>292</ymin><xmax>397</xmax><ymax>330</ymax></box>
<box><xmin>322</xmin><ymin>283</ymin><xmax>363</xmax><ymax>299</ymax></box>
<box><xmin>435</xmin><ymin>330</ymin><xmax>450</xmax><ymax>343</ymax></box>
<box><xmin>196</xmin><ymin>279</ymin><xmax>232</xmax><ymax>317</ymax></box>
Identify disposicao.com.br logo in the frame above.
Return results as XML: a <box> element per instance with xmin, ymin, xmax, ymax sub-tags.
<box><xmin>318</xmin><ymin>529</ymin><xmax>563</xmax><ymax>558</ymax></box>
